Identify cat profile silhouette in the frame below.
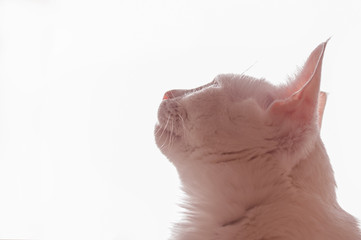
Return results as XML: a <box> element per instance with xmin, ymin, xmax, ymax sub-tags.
<box><xmin>155</xmin><ymin>40</ymin><xmax>361</xmax><ymax>240</ymax></box>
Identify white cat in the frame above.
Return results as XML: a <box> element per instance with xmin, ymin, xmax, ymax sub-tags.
<box><xmin>154</xmin><ymin>41</ymin><xmax>361</xmax><ymax>240</ymax></box>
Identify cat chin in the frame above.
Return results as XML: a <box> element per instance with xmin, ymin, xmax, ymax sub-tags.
<box><xmin>154</xmin><ymin>124</ymin><xmax>182</xmax><ymax>152</ymax></box>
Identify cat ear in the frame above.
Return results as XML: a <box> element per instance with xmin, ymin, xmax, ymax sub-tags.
<box><xmin>268</xmin><ymin>41</ymin><xmax>328</xmax><ymax>126</ymax></box>
<box><xmin>317</xmin><ymin>91</ymin><xmax>327</xmax><ymax>128</ymax></box>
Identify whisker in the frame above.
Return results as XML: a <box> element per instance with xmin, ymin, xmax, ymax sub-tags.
<box><xmin>154</xmin><ymin>125</ymin><xmax>162</xmax><ymax>135</ymax></box>
<box><xmin>240</xmin><ymin>61</ymin><xmax>258</xmax><ymax>76</ymax></box>
<box><xmin>159</xmin><ymin>132</ymin><xmax>168</xmax><ymax>149</ymax></box>
<box><xmin>157</xmin><ymin>115</ymin><xmax>170</xmax><ymax>138</ymax></box>
<box><xmin>178</xmin><ymin>113</ymin><xmax>186</xmax><ymax>136</ymax></box>
<box><xmin>167</xmin><ymin>119</ymin><xmax>174</xmax><ymax>149</ymax></box>
<box><xmin>160</xmin><ymin>116</ymin><xmax>173</xmax><ymax>150</ymax></box>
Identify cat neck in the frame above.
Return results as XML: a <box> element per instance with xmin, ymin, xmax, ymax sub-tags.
<box><xmin>174</xmin><ymin>138</ymin><xmax>358</xmax><ymax>239</ymax></box>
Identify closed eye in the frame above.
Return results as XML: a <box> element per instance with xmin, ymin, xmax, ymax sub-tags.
<box><xmin>186</xmin><ymin>80</ymin><xmax>220</xmax><ymax>95</ymax></box>
<box><xmin>211</xmin><ymin>77</ymin><xmax>223</xmax><ymax>88</ymax></box>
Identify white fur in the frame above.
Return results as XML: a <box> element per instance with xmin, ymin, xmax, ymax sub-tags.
<box><xmin>155</xmin><ymin>41</ymin><xmax>361</xmax><ymax>240</ymax></box>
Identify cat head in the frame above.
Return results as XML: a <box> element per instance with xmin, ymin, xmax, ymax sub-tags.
<box><xmin>155</xmin><ymin>41</ymin><xmax>328</xmax><ymax>171</ymax></box>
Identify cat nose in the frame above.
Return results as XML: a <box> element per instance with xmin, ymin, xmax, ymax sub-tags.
<box><xmin>163</xmin><ymin>89</ymin><xmax>187</xmax><ymax>100</ymax></box>
<box><xmin>163</xmin><ymin>91</ymin><xmax>171</xmax><ymax>100</ymax></box>
<box><xmin>163</xmin><ymin>91</ymin><xmax>173</xmax><ymax>100</ymax></box>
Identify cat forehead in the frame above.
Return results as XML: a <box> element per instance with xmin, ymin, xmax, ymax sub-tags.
<box><xmin>216</xmin><ymin>74</ymin><xmax>274</xmax><ymax>92</ymax></box>
<box><xmin>215</xmin><ymin>73</ymin><xmax>277</xmax><ymax>106</ymax></box>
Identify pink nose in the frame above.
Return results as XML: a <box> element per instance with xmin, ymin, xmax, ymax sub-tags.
<box><xmin>162</xmin><ymin>89</ymin><xmax>189</xmax><ymax>100</ymax></box>
<box><xmin>163</xmin><ymin>91</ymin><xmax>171</xmax><ymax>100</ymax></box>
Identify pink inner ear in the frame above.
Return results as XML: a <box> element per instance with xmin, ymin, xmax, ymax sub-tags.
<box><xmin>268</xmin><ymin>40</ymin><xmax>328</xmax><ymax>124</ymax></box>
<box><xmin>293</xmin><ymin>41</ymin><xmax>328</xmax><ymax>97</ymax></box>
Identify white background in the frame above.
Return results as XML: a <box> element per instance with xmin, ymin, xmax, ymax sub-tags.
<box><xmin>0</xmin><ymin>0</ymin><xmax>360</xmax><ymax>239</ymax></box>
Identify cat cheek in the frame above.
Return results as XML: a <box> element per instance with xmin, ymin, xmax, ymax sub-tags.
<box><xmin>227</xmin><ymin>100</ymin><xmax>264</xmax><ymax>123</ymax></box>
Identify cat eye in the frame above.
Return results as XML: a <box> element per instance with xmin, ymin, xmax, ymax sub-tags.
<box><xmin>162</xmin><ymin>79</ymin><xmax>220</xmax><ymax>101</ymax></box>
<box><xmin>212</xmin><ymin>78</ymin><xmax>221</xmax><ymax>87</ymax></box>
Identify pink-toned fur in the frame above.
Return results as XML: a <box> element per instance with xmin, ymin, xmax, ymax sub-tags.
<box><xmin>155</xmin><ymin>41</ymin><xmax>361</xmax><ymax>240</ymax></box>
